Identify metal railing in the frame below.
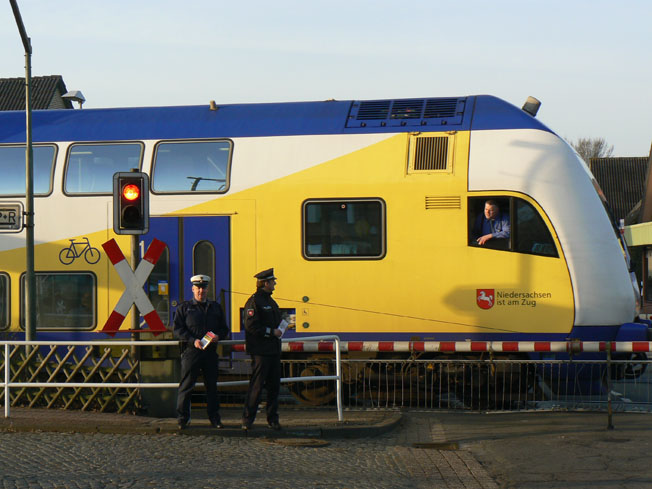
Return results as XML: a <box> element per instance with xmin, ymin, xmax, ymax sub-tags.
<box><xmin>4</xmin><ymin>336</ymin><xmax>652</xmax><ymax>428</ymax></box>
<box><xmin>1</xmin><ymin>335</ymin><xmax>343</xmax><ymax>420</ymax></box>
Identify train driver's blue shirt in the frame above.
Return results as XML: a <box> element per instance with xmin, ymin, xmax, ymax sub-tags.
<box><xmin>473</xmin><ymin>212</ymin><xmax>511</xmax><ymax>240</ymax></box>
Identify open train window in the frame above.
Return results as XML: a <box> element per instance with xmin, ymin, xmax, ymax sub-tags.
<box><xmin>303</xmin><ymin>199</ymin><xmax>385</xmax><ymax>260</ymax></box>
<box><xmin>0</xmin><ymin>145</ymin><xmax>57</xmax><ymax>196</ymax></box>
<box><xmin>20</xmin><ymin>272</ymin><xmax>96</xmax><ymax>330</ymax></box>
<box><xmin>64</xmin><ymin>143</ymin><xmax>143</xmax><ymax>195</ymax></box>
<box><xmin>468</xmin><ymin>197</ymin><xmax>558</xmax><ymax>257</ymax></box>
<box><xmin>152</xmin><ymin>140</ymin><xmax>232</xmax><ymax>193</ymax></box>
<box><xmin>0</xmin><ymin>273</ymin><xmax>8</xmax><ymax>330</ymax></box>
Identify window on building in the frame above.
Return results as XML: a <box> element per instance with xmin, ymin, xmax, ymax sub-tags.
<box><xmin>468</xmin><ymin>196</ymin><xmax>558</xmax><ymax>257</ymax></box>
<box><xmin>21</xmin><ymin>273</ymin><xmax>95</xmax><ymax>330</ymax></box>
<box><xmin>65</xmin><ymin>143</ymin><xmax>143</xmax><ymax>194</ymax></box>
<box><xmin>303</xmin><ymin>199</ymin><xmax>385</xmax><ymax>259</ymax></box>
<box><xmin>152</xmin><ymin>140</ymin><xmax>231</xmax><ymax>193</ymax></box>
<box><xmin>0</xmin><ymin>145</ymin><xmax>57</xmax><ymax>196</ymax></box>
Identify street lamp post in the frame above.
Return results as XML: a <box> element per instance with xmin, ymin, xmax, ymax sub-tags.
<box><xmin>10</xmin><ymin>0</ymin><xmax>36</xmax><ymax>342</ymax></box>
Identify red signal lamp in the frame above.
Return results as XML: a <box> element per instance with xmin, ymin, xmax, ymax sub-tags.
<box><xmin>122</xmin><ymin>184</ymin><xmax>140</xmax><ymax>201</ymax></box>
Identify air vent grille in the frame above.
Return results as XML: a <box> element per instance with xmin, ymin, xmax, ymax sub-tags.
<box><xmin>425</xmin><ymin>196</ymin><xmax>461</xmax><ymax>210</ymax></box>
<box><xmin>390</xmin><ymin>99</ymin><xmax>424</xmax><ymax>119</ymax></box>
<box><xmin>346</xmin><ymin>97</ymin><xmax>466</xmax><ymax>128</ymax></box>
<box><xmin>413</xmin><ymin>137</ymin><xmax>449</xmax><ymax>171</ymax></box>
<box><xmin>356</xmin><ymin>100</ymin><xmax>391</xmax><ymax>120</ymax></box>
<box><xmin>424</xmin><ymin>98</ymin><xmax>458</xmax><ymax>118</ymax></box>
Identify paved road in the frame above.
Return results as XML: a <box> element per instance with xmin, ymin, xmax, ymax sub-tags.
<box><xmin>436</xmin><ymin>411</ymin><xmax>652</xmax><ymax>489</ymax></box>
<box><xmin>0</xmin><ymin>413</ymin><xmax>495</xmax><ymax>489</ymax></box>
<box><xmin>4</xmin><ymin>409</ymin><xmax>652</xmax><ymax>488</ymax></box>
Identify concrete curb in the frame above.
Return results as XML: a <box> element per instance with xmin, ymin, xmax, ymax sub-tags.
<box><xmin>0</xmin><ymin>408</ymin><xmax>403</xmax><ymax>439</ymax></box>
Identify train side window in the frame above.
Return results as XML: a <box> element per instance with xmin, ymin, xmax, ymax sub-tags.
<box><xmin>0</xmin><ymin>145</ymin><xmax>57</xmax><ymax>196</ymax></box>
<box><xmin>0</xmin><ymin>273</ymin><xmax>9</xmax><ymax>330</ymax></box>
<box><xmin>468</xmin><ymin>197</ymin><xmax>558</xmax><ymax>257</ymax></box>
<box><xmin>193</xmin><ymin>240</ymin><xmax>216</xmax><ymax>301</ymax></box>
<box><xmin>514</xmin><ymin>199</ymin><xmax>558</xmax><ymax>257</ymax></box>
<box><xmin>64</xmin><ymin>143</ymin><xmax>143</xmax><ymax>194</ymax></box>
<box><xmin>20</xmin><ymin>272</ymin><xmax>95</xmax><ymax>330</ymax></box>
<box><xmin>303</xmin><ymin>199</ymin><xmax>385</xmax><ymax>259</ymax></box>
<box><xmin>152</xmin><ymin>140</ymin><xmax>232</xmax><ymax>193</ymax></box>
<box><xmin>468</xmin><ymin>198</ymin><xmax>511</xmax><ymax>251</ymax></box>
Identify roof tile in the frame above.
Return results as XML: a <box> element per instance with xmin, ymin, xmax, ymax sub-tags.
<box><xmin>0</xmin><ymin>75</ymin><xmax>73</xmax><ymax>110</ymax></box>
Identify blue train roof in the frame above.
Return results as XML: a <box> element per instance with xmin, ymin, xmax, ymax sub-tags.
<box><xmin>0</xmin><ymin>95</ymin><xmax>552</xmax><ymax>143</ymax></box>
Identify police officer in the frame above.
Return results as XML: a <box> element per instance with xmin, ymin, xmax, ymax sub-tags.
<box><xmin>173</xmin><ymin>274</ymin><xmax>229</xmax><ymax>430</ymax></box>
<box><xmin>241</xmin><ymin>268</ymin><xmax>289</xmax><ymax>431</ymax></box>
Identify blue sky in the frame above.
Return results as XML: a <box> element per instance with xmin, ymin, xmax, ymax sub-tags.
<box><xmin>1</xmin><ymin>0</ymin><xmax>650</xmax><ymax>156</ymax></box>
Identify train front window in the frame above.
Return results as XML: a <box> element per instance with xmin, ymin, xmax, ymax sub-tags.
<box><xmin>0</xmin><ymin>145</ymin><xmax>56</xmax><ymax>196</ymax></box>
<box><xmin>20</xmin><ymin>273</ymin><xmax>95</xmax><ymax>330</ymax></box>
<box><xmin>64</xmin><ymin>143</ymin><xmax>143</xmax><ymax>194</ymax></box>
<box><xmin>303</xmin><ymin>199</ymin><xmax>385</xmax><ymax>259</ymax></box>
<box><xmin>468</xmin><ymin>197</ymin><xmax>558</xmax><ymax>257</ymax></box>
<box><xmin>152</xmin><ymin>140</ymin><xmax>231</xmax><ymax>193</ymax></box>
<box><xmin>0</xmin><ymin>273</ymin><xmax>8</xmax><ymax>330</ymax></box>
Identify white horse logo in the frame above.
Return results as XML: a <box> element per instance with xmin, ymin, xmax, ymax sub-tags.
<box><xmin>477</xmin><ymin>290</ymin><xmax>494</xmax><ymax>308</ymax></box>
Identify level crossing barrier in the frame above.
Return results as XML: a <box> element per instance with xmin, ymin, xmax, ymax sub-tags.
<box><xmin>233</xmin><ymin>339</ymin><xmax>652</xmax><ymax>354</ymax></box>
<box><xmin>1</xmin><ymin>335</ymin><xmax>343</xmax><ymax>420</ymax></box>
<box><xmin>4</xmin><ymin>338</ymin><xmax>652</xmax><ymax>426</ymax></box>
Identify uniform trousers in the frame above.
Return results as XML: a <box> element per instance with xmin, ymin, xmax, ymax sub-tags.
<box><xmin>177</xmin><ymin>347</ymin><xmax>221</xmax><ymax>423</ymax></box>
<box><xmin>242</xmin><ymin>354</ymin><xmax>281</xmax><ymax>424</ymax></box>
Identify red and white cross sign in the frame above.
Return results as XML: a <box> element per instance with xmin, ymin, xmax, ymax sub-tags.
<box><xmin>101</xmin><ymin>238</ymin><xmax>167</xmax><ymax>336</ymax></box>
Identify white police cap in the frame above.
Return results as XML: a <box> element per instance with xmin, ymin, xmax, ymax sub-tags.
<box><xmin>190</xmin><ymin>274</ymin><xmax>211</xmax><ymax>286</ymax></box>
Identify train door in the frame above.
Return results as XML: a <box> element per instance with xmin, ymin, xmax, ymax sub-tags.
<box><xmin>141</xmin><ymin>216</ymin><xmax>231</xmax><ymax>329</ymax></box>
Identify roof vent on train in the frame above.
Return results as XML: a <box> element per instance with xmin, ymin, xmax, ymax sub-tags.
<box><xmin>345</xmin><ymin>97</ymin><xmax>466</xmax><ymax>129</ymax></box>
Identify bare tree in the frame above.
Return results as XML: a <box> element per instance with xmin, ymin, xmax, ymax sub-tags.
<box><xmin>570</xmin><ymin>137</ymin><xmax>614</xmax><ymax>162</ymax></box>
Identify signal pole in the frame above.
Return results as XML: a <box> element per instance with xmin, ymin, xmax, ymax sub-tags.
<box><xmin>10</xmin><ymin>0</ymin><xmax>36</xmax><ymax>342</ymax></box>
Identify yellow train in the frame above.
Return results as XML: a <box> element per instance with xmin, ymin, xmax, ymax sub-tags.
<box><xmin>0</xmin><ymin>95</ymin><xmax>647</xmax><ymax>403</ymax></box>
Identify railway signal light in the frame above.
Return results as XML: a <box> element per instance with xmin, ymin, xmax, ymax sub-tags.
<box><xmin>113</xmin><ymin>172</ymin><xmax>149</xmax><ymax>235</ymax></box>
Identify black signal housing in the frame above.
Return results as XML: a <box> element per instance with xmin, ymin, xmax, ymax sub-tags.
<box><xmin>113</xmin><ymin>172</ymin><xmax>149</xmax><ymax>235</ymax></box>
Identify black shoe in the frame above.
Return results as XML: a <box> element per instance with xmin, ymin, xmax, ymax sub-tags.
<box><xmin>177</xmin><ymin>420</ymin><xmax>189</xmax><ymax>430</ymax></box>
<box><xmin>210</xmin><ymin>420</ymin><xmax>224</xmax><ymax>429</ymax></box>
<box><xmin>268</xmin><ymin>421</ymin><xmax>281</xmax><ymax>431</ymax></box>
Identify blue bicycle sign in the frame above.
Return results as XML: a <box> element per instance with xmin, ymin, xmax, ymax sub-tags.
<box><xmin>59</xmin><ymin>237</ymin><xmax>101</xmax><ymax>265</ymax></box>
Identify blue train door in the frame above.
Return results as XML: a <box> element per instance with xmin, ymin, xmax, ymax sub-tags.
<box><xmin>141</xmin><ymin>216</ymin><xmax>231</xmax><ymax>329</ymax></box>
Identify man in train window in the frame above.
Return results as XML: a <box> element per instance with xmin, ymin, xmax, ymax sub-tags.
<box><xmin>472</xmin><ymin>199</ymin><xmax>511</xmax><ymax>248</ymax></box>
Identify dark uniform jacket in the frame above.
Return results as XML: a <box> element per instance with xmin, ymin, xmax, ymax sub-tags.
<box><xmin>173</xmin><ymin>299</ymin><xmax>229</xmax><ymax>352</ymax></box>
<box><xmin>244</xmin><ymin>289</ymin><xmax>282</xmax><ymax>356</ymax></box>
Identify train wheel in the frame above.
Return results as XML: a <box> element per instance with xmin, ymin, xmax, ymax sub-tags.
<box><xmin>286</xmin><ymin>362</ymin><xmax>337</xmax><ymax>406</ymax></box>
<box><xmin>622</xmin><ymin>352</ymin><xmax>648</xmax><ymax>380</ymax></box>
